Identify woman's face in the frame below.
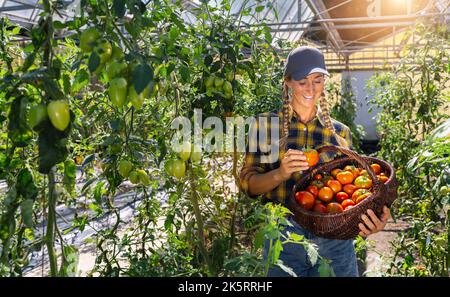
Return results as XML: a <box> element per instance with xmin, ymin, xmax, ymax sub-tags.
<box><xmin>285</xmin><ymin>73</ymin><xmax>325</xmax><ymax>109</ymax></box>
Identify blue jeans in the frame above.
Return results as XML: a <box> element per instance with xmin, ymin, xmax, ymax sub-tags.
<box><xmin>263</xmin><ymin>217</ymin><xmax>358</xmax><ymax>277</ymax></box>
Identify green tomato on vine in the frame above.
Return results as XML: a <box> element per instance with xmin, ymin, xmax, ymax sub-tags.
<box><xmin>47</xmin><ymin>100</ymin><xmax>70</xmax><ymax>131</ymax></box>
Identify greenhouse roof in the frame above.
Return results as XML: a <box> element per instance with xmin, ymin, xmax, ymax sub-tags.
<box><xmin>1</xmin><ymin>0</ymin><xmax>449</xmax><ymax>70</ymax></box>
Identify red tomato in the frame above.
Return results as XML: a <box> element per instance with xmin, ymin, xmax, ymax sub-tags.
<box><xmin>318</xmin><ymin>186</ymin><xmax>334</xmax><ymax>203</ymax></box>
<box><xmin>326</xmin><ymin>180</ymin><xmax>342</xmax><ymax>193</ymax></box>
<box><xmin>341</xmin><ymin>199</ymin><xmax>355</xmax><ymax>209</ymax></box>
<box><xmin>344</xmin><ymin>205</ymin><xmax>354</xmax><ymax>211</ymax></box>
<box><xmin>335</xmin><ymin>191</ymin><xmax>349</xmax><ymax>204</ymax></box>
<box><xmin>313</xmin><ymin>174</ymin><xmax>323</xmax><ymax>180</ymax></box>
<box><xmin>313</xmin><ymin>203</ymin><xmax>328</xmax><ymax>214</ymax></box>
<box><xmin>306</xmin><ymin>185</ymin><xmax>319</xmax><ymax>197</ymax></box>
<box><xmin>327</xmin><ymin>202</ymin><xmax>344</xmax><ymax>214</ymax></box>
<box><xmin>295</xmin><ymin>191</ymin><xmax>315</xmax><ymax>210</ymax></box>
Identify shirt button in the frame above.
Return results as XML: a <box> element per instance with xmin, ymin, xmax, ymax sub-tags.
<box><xmin>303</xmin><ymin>127</ymin><xmax>307</xmax><ymax>131</ymax></box>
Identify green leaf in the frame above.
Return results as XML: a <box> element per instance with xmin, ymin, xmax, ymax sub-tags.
<box><xmin>255</xmin><ymin>5</ymin><xmax>265</xmax><ymax>13</ymax></box>
<box><xmin>63</xmin><ymin>160</ymin><xmax>77</xmax><ymax>195</ymax></box>
<box><xmin>7</xmin><ymin>95</ymin><xmax>32</xmax><ymax>147</ymax></box>
<box><xmin>59</xmin><ymin>245</ymin><xmax>79</xmax><ymax>276</ymax></box>
<box><xmin>318</xmin><ymin>260</ymin><xmax>335</xmax><ymax>277</ymax></box>
<box><xmin>93</xmin><ymin>181</ymin><xmax>105</xmax><ymax>204</ymax></box>
<box><xmin>132</xmin><ymin>63</ymin><xmax>153</xmax><ymax>94</ymax></box>
<box><xmin>179</xmin><ymin>64</ymin><xmax>190</xmax><ymax>83</ymax></box>
<box><xmin>38</xmin><ymin>116</ymin><xmax>71</xmax><ymax>174</ymax></box>
<box><xmin>88</xmin><ymin>51</ymin><xmax>100</xmax><ymax>73</ymax></box>
<box><xmin>20</xmin><ymin>199</ymin><xmax>34</xmax><ymax>228</ymax></box>
<box><xmin>113</xmin><ymin>0</ymin><xmax>126</xmax><ymax>18</ymax></box>
<box><xmin>16</xmin><ymin>168</ymin><xmax>38</xmax><ymax>201</ymax></box>
<box><xmin>270</xmin><ymin>240</ymin><xmax>283</xmax><ymax>265</ymax></box>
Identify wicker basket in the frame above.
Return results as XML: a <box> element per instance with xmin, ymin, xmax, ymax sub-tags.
<box><xmin>286</xmin><ymin>145</ymin><xmax>399</xmax><ymax>240</ymax></box>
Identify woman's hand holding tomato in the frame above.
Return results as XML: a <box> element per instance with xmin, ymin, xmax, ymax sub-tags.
<box><xmin>277</xmin><ymin>149</ymin><xmax>310</xmax><ymax>181</ymax></box>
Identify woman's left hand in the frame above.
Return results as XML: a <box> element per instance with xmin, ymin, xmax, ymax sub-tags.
<box><xmin>358</xmin><ymin>206</ymin><xmax>391</xmax><ymax>237</ymax></box>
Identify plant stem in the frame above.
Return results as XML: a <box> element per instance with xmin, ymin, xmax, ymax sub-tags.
<box><xmin>46</xmin><ymin>167</ymin><xmax>58</xmax><ymax>276</ymax></box>
<box><xmin>188</xmin><ymin>164</ymin><xmax>214</xmax><ymax>275</ymax></box>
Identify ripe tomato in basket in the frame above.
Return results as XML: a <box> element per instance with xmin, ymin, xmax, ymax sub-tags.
<box><xmin>326</xmin><ymin>180</ymin><xmax>342</xmax><ymax>193</ymax></box>
<box><xmin>343</xmin><ymin>184</ymin><xmax>358</xmax><ymax>196</ymax></box>
<box><xmin>370</xmin><ymin>163</ymin><xmax>382</xmax><ymax>174</ymax></box>
<box><xmin>318</xmin><ymin>186</ymin><xmax>334</xmax><ymax>203</ymax></box>
<box><xmin>313</xmin><ymin>174</ymin><xmax>323</xmax><ymax>180</ymax></box>
<box><xmin>331</xmin><ymin>168</ymin><xmax>342</xmax><ymax>177</ymax></box>
<box><xmin>341</xmin><ymin>199</ymin><xmax>355</xmax><ymax>210</ymax></box>
<box><xmin>351</xmin><ymin>189</ymin><xmax>371</xmax><ymax>202</ymax></box>
<box><xmin>335</xmin><ymin>191</ymin><xmax>349</xmax><ymax>203</ymax></box>
<box><xmin>327</xmin><ymin>202</ymin><xmax>344</xmax><ymax>214</ymax></box>
<box><xmin>303</xmin><ymin>148</ymin><xmax>319</xmax><ymax>167</ymax></box>
<box><xmin>310</xmin><ymin>180</ymin><xmax>324</xmax><ymax>189</ymax></box>
<box><xmin>313</xmin><ymin>203</ymin><xmax>328</xmax><ymax>213</ymax></box>
<box><xmin>355</xmin><ymin>193</ymin><xmax>371</xmax><ymax>204</ymax></box>
<box><xmin>354</xmin><ymin>176</ymin><xmax>373</xmax><ymax>189</ymax></box>
<box><xmin>306</xmin><ymin>185</ymin><xmax>319</xmax><ymax>197</ymax></box>
<box><xmin>344</xmin><ymin>165</ymin><xmax>359</xmax><ymax>179</ymax></box>
<box><xmin>295</xmin><ymin>191</ymin><xmax>315</xmax><ymax>210</ymax></box>
<box><xmin>336</xmin><ymin>170</ymin><xmax>354</xmax><ymax>185</ymax></box>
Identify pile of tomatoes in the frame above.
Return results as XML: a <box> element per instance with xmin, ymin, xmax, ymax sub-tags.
<box><xmin>294</xmin><ymin>163</ymin><xmax>389</xmax><ymax>214</ymax></box>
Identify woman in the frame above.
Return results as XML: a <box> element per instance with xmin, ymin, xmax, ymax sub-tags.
<box><xmin>239</xmin><ymin>46</ymin><xmax>391</xmax><ymax>277</ymax></box>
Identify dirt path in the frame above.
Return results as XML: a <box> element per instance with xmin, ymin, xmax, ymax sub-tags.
<box><xmin>363</xmin><ymin>219</ymin><xmax>410</xmax><ymax>276</ymax></box>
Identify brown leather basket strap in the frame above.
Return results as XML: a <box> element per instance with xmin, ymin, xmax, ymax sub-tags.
<box><xmin>316</xmin><ymin>146</ymin><xmax>384</xmax><ymax>193</ymax></box>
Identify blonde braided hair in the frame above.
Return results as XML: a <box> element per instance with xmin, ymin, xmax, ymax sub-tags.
<box><xmin>319</xmin><ymin>89</ymin><xmax>349</xmax><ymax>148</ymax></box>
<box><xmin>278</xmin><ymin>78</ymin><xmax>293</xmax><ymax>151</ymax></box>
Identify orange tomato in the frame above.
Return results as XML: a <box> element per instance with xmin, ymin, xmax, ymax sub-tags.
<box><xmin>351</xmin><ymin>188</ymin><xmax>371</xmax><ymax>202</ymax></box>
<box><xmin>327</xmin><ymin>202</ymin><xmax>344</xmax><ymax>214</ymax></box>
<box><xmin>370</xmin><ymin>163</ymin><xmax>382</xmax><ymax>175</ymax></box>
<box><xmin>318</xmin><ymin>186</ymin><xmax>334</xmax><ymax>203</ymax></box>
<box><xmin>344</xmin><ymin>165</ymin><xmax>359</xmax><ymax>178</ymax></box>
<box><xmin>341</xmin><ymin>199</ymin><xmax>356</xmax><ymax>209</ymax></box>
<box><xmin>355</xmin><ymin>192</ymin><xmax>371</xmax><ymax>204</ymax></box>
<box><xmin>343</xmin><ymin>184</ymin><xmax>358</xmax><ymax>196</ymax></box>
<box><xmin>306</xmin><ymin>185</ymin><xmax>319</xmax><ymax>197</ymax></box>
<box><xmin>335</xmin><ymin>191</ymin><xmax>349</xmax><ymax>204</ymax></box>
<box><xmin>354</xmin><ymin>176</ymin><xmax>373</xmax><ymax>189</ymax></box>
<box><xmin>359</xmin><ymin>169</ymin><xmax>369</xmax><ymax>177</ymax></box>
<box><xmin>377</xmin><ymin>175</ymin><xmax>389</xmax><ymax>183</ymax></box>
<box><xmin>326</xmin><ymin>180</ymin><xmax>342</xmax><ymax>193</ymax></box>
<box><xmin>295</xmin><ymin>191</ymin><xmax>315</xmax><ymax>210</ymax></box>
<box><xmin>303</xmin><ymin>148</ymin><xmax>319</xmax><ymax>167</ymax></box>
<box><xmin>336</xmin><ymin>170</ymin><xmax>354</xmax><ymax>185</ymax></box>
<box><xmin>331</xmin><ymin>168</ymin><xmax>342</xmax><ymax>177</ymax></box>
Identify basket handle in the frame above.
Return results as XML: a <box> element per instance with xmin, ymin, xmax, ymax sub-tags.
<box><xmin>314</xmin><ymin>145</ymin><xmax>383</xmax><ymax>191</ymax></box>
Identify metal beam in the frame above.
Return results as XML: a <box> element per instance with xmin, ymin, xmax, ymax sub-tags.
<box><xmin>0</xmin><ymin>5</ymin><xmax>34</xmax><ymax>12</ymax></box>
<box><xmin>270</xmin><ymin>21</ymin><xmax>419</xmax><ymax>32</ymax></box>
<box><xmin>305</xmin><ymin>0</ymin><xmax>344</xmax><ymax>54</ymax></box>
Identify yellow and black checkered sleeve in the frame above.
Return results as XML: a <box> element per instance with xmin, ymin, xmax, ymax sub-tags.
<box><xmin>238</xmin><ymin>117</ymin><xmax>270</xmax><ymax>198</ymax></box>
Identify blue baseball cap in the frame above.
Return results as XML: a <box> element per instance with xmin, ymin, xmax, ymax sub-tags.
<box><xmin>284</xmin><ymin>46</ymin><xmax>330</xmax><ymax>80</ymax></box>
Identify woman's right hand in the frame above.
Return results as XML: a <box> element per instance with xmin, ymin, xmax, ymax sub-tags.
<box><xmin>277</xmin><ymin>149</ymin><xmax>310</xmax><ymax>181</ymax></box>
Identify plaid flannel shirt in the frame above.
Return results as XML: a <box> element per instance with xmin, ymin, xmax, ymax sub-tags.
<box><xmin>239</xmin><ymin>108</ymin><xmax>353</xmax><ymax>205</ymax></box>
